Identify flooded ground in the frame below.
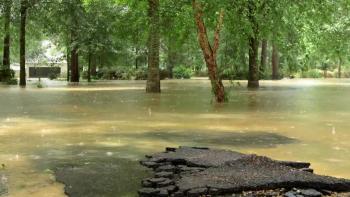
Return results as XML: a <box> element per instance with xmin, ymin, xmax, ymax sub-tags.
<box><xmin>0</xmin><ymin>79</ymin><xmax>349</xmax><ymax>197</ymax></box>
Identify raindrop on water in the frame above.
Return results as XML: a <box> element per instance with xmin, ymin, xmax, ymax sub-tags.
<box><xmin>332</xmin><ymin>127</ymin><xmax>336</xmax><ymax>135</ymax></box>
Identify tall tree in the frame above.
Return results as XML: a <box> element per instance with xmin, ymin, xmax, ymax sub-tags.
<box><xmin>19</xmin><ymin>0</ymin><xmax>28</xmax><ymax>86</ymax></box>
<box><xmin>70</xmin><ymin>28</ymin><xmax>79</xmax><ymax>82</ymax></box>
<box><xmin>69</xmin><ymin>0</ymin><xmax>82</xmax><ymax>83</ymax></box>
<box><xmin>192</xmin><ymin>0</ymin><xmax>225</xmax><ymax>103</ymax></box>
<box><xmin>260</xmin><ymin>39</ymin><xmax>267</xmax><ymax>78</ymax></box>
<box><xmin>146</xmin><ymin>0</ymin><xmax>161</xmax><ymax>93</ymax></box>
<box><xmin>2</xmin><ymin>0</ymin><xmax>12</xmax><ymax>69</ymax></box>
<box><xmin>247</xmin><ymin>0</ymin><xmax>260</xmax><ymax>88</ymax></box>
<box><xmin>272</xmin><ymin>43</ymin><xmax>279</xmax><ymax>80</ymax></box>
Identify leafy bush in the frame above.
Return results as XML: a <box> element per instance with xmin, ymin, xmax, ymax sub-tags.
<box><xmin>116</xmin><ymin>67</ymin><xmax>134</xmax><ymax>80</ymax></box>
<box><xmin>48</xmin><ymin>72</ymin><xmax>58</xmax><ymax>80</ymax></box>
<box><xmin>220</xmin><ymin>68</ymin><xmax>235</xmax><ymax>80</ymax></box>
<box><xmin>173</xmin><ymin>65</ymin><xmax>192</xmax><ymax>79</ymax></box>
<box><xmin>0</xmin><ymin>68</ymin><xmax>15</xmax><ymax>82</ymax></box>
<box><xmin>37</xmin><ymin>82</ymin><xmax>43</xmax><ymax>88</ymax></box>
<box><xmin>5</xmin><ymin>78</ymin><xmax>18</xmax><ymax>85</ymax></box>
<box><xmin>81</xmin><ymin>71</ymin><xmax>89</xmax><ymax>80</ymax></box>
<box><xmin>194</xmin><ymin>70</ymin><xmax>208</xmax><ymax>77</ymax></box>
<box><xmin>135</xmin><ymin>67</ymin><xmax>148</xmax><ymax>80</ymax></box>
<box><xmin>333</xmin><ymin>70</ymin><xmax>350</xmax><ymax>78</ymax></box>
<box><xmin>160</xmin><ymin>69</ymin><xmax>169</xmax><ymax>80</ymax></box>
<box><xmin>220</xmin><ymin>68</ymin><xmax>248</xmax><ymax>80</ymax></box>
<box><xmin>301</xmin><ymin>69</ymin><xmax>323</xmax><ymax>78</ymax></box>
<box><xmin>341</xmin><ymin>71</ymin><xmax>350</xmax><ymax>78</ymax></box>
<box><xmin>93</xmin><ymin>67</ymin><xmax>170</xmax><ymax>80</ymax></box>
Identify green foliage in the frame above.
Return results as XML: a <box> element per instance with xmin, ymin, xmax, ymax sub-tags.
<box><xmin>0</xmin><ymin>69</ymin><xmax>15</xmax><ymax>82</ymax></box>
<box><xmin>135</xmin><ymin>67</ymin><xmax>148</xmax><ymax>80</ymax></box>
<box><xmin>1</xmin><ymin>0</ymin><xmax>349</xmax><ymax>87</ymax></box>
<box><xmin>5</xmin><ymin>78</ymin><xmax>18</xmax><ymax>85</ymax></box>
<box><xmin>36</xmin><ymin>82</ymin><xmax>43</xmax><ymax>88</ymax></box>
<box><xmin>87</xmin><ymin>66</ymin><xmax>169</xmax><ymax>81</ymax></box>
<box><xmin>48</xmin><ymin>72</ymin><xmax>58</xmax><ymax>80</ymax></box>
<box><xmin>159</xmin><ymin>69</ymin><xmax>169</xmax><ymax>80</ymax></box>
<box><xmin>173</xmin><ymin>65</ymin><xmax>192</xmax><ymax>79</ymax></box>
<box><xmin>95</xmin><ymin>67</ymin><xmax>134</xmax><ymax>80</ymax></box>
<box><xmin>301</xmin><ymin>70</ymin><xmax>323</xmax><ymax>78</ymax></box>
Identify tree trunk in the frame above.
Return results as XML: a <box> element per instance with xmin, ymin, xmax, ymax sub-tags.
<box><xmin>338</xmin><ymin>56</ymin><xmax>342</xmax><ymax>78</ymax></box>
<box><xmin>91</xmin><ymin>54</ymin><xmax>97</xmax><ymax>77</ymax></box>
<box><xmin>272</xmin><ymin>44</ymin><xmax>279</xmax><ymax>80</ymax></box>
<box><xmin>146</xmin><ymin>0</ymin><xmax>161</xmax><ymax>93</ymax></box>
<box><xmin>2</xmin><ymin>0</ymin><xmax>12</xmax><ymax>69</ymax></box>
<box><xmin>19</xmin><ymin>0</ymin><xmax>28</xmax><ymax>87</ymax></box>
<box><xmin>192</xmin><ymin>0</ymin><xmax>225</xmax><ymax>103</ymax></box>
<box><xmin>260</xmin><ymin>39</ymin><xmax>267</xmax><ymax>79</ymax></box>
<box><xmin>247</xmin><ymin>0</ymin><xmax>259</xmax><ymax>88</ymax></box>
<box><xmin>87</xmin><ymin>52</ymin><xmax>92</xmax><ymax>82</ymax></box>
<box><xmin>66</xmin><ymin>47</ymin><xmax>70</xmax><ymax>81</ymax></box>
<box><xmin>70</xmin><ymin>46</ymin><xmax>79</xmax><ymax>82</ymax></box>
<box><xmin>167</xmin><ymin>46</ymin><xmax>175</xmax><ymax>79</ymax></box>
<box><xmin>248</xmin><ymin>37</ymin><xmax>259</xmax><ymax>88</ymax></box>
<box><xmin>69</xmin><ymin>21</ymin><xmax>79</xmax><ymax>82</ymax></box>
<box><xmin>135</xmin><ymin>47</ymin><xmax>139</xmax><ymax>69</ymax></box>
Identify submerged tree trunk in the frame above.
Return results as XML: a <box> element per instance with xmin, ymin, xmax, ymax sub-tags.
<box><xmin>192</xmin><ymin>0</ymin><xmax>225</xmax><ymax>103</ymax></box>
<box><xmin>3</xmin><ymin>0</ymin><xmax>12</xmax><ymax>69</ymax></box>
<box><xmin>272</xmin><ymin>44</ymin><xmax>279</xmax><ymax>80</ymax></box>
<box><xmin>247</xmin><ymin>1</ymin><xmax>259</xmax><ymax>88</ymax></box>
<box><xmin>19</xmin><ymin>0</ymin><xmax>28</xmax><ymax>87</ymax></box>
<box><xmin>248</xmin><ymin>37</ymin><xmax>259</xmax><ymax>88</ymax></box>
<box><xmin>146</xmin><ymin>0</ymin><xmax>161</xmax><ymax>93</ymax></box>
<box><xmin>260</xmin><ymin>39</ymin><xmax>267</xmax><ymax>78</ymax></box>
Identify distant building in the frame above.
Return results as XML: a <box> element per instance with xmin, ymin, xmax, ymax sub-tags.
<box><xmin>11</xmin><ymin>61</ymin><xmax>67</xmax><ymax>79</ymax></box>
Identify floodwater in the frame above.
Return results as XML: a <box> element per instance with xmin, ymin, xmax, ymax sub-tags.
<box><xmin>0</xmin><ymin>79</ymin><xmax>349</xmax><ymax>197</ymax></box>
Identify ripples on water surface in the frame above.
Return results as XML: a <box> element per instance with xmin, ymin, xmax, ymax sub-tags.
<box><xmin>0</xmin><ymin>79</ymin><xmax>349</xmax><ymax>196</ymax></box>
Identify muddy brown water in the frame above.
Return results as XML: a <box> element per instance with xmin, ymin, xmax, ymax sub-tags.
<box><xmin>0</xmin><ymin>79</ymin><xmax>349</xmax><ymax>197</ymax></box>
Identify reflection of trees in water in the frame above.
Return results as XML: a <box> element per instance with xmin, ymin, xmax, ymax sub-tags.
<box><xmin>248</xmin><ymin>91</ymin><xmax>258</xmax><ymax>110</ymax></box>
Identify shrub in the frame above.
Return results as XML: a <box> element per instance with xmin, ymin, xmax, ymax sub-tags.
<box><xmin>95</xmin><ymin>67</ymin><xmax>135</xmax><ymax>80</ymax></box>
<box><xmin>48</xmin><ymin>72</ymin><xmax>58</xmax><ymax>80</ymax></box>
<box><xmin>0</xmin><ymin>68</ymin><xmax>15</xmax><ymax>82</ymax></box>
<box><xmin>220</xmin><ymin>68</ymin><xmax>235</xmax><ymax>80</ymax></box>
<box><xmin>220</xmin><ymin>68</ymin><xmax>248</xmax><ymax>80</ymax></box>
<box><xmin>135</xmin><ymin>67</ymin><xmax>148</xmax><ymax>80</ymax></box>
<box><xmin>37</xmin><ymin>82</ymin><xmax>43</xmax><ymax>88</ymax></box>
<box><xmin>301</xmin><ymin>69</ymin><xmax>323</xmax><ymax>78</ymax></box>
<box><xmin>173</xmin><ymin>65</ymin><xmax>192</xmax><ymax>79</ymax></box>
<box><xmin>194</xmin><ymin>70</ymin><xmax>208</xmax><ymax>77</ymax></box>
<box><xmin>160</xmin><ymin>69</ymin><xmax>169</xmax><ymax>80</ymax></box>
<box><xmin>81</xmin><ymin>71</ymin><xmax>89</xmax><ymax>80</ymax></box>
<box><xmin>115</xmin><ymin>67</ymin><xmax>134</xmax><ymax>80</ymax></box>
<box><xmin>6</xmin><ymin>78</ymin><xmax>18</xmax><ymax>85</ymax></box>
<box><xmin>342</xmin><ymin>71</ymin><xmax>350</xmax><ymax>78</ymax></box>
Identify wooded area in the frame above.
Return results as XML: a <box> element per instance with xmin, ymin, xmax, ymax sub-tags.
<box><xmin>0</xmin><ymin>0</ymin><xmax>349</xmax><ymax>102</ymax></box>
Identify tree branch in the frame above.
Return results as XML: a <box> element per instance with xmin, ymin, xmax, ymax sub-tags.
<box><xmin>192</xmin><ymin>0</ymin><xmax>213</xmax><ymax>59</ymax></box>
<box><xmin>213</xmin><ymin>9</ymin><xmax>224</xmax><ymax>58</ymax></box>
